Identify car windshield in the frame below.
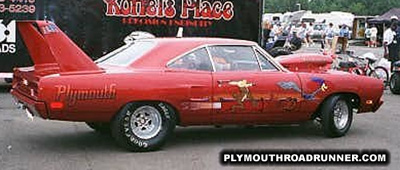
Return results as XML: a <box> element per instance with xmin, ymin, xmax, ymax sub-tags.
<box><xmin>96</xmin><ymin>40</ymin><xmax>156</xmax><ymax>66</ymax></box>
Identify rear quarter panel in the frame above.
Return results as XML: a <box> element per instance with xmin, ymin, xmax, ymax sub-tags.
<box><xmin>39</xmin><ymin>70</ymin><xmax>188</xmax><ymax>122</ymax></box>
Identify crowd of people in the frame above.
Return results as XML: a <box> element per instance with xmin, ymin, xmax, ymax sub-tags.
<box><xmin>262</xmin><ymin>20</ymin><xmax>351</xmax><ymax>51</ymax></box>
<box><xmin>262</xmin><ymin>16</ymin><xmax>400</xmax><ymax>71</ymax></box>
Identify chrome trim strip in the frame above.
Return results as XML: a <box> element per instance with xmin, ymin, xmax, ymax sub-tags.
<box><xmin>205</xmin><ymin>46</ymin><xmax>216</xmax><ymax>72</ymax></box>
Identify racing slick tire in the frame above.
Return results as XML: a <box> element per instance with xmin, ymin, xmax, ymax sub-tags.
<box><xmin>85</xmin><ymin>122</ymin><xmax>111</xmax><ymax>134</ymax></box>
<box><xmin>321</xmin><ymin>95</ymin><xmax>353</xmax><ymax>137</ymax></box>
<box><xmin>369</xmin><ymin>66</ymin><xmax>389</xmax><ymax>86</ymax></box>
<box><xmin>111</xmin><ymin>102</ymin><xmax>177</xmax><ymax>152</ymax></box>
<box><xmin>390</xmin><ymin>73</ymin><xmax>400</xmax><ymax>94</ymax></box>
<box><xmin>269</xmin><ymin>47</ymin><xmax>293</xmax><ymax>58</ymax></box>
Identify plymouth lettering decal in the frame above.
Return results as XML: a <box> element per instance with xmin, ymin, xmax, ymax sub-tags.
<box><xmin>55</xmin><ymin>84</ymin><xmax>117</xmax><ymax>106</ymax></box>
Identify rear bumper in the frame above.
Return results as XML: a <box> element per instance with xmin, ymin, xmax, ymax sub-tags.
<box><xmin>10</xmin><ymin>89</ymin><xmax>48</xmax><ymax>119</ymax></box>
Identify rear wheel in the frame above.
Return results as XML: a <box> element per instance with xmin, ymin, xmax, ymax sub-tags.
<box><xmin>369</xmin><ymin>66</ymin><xmax>389</xmax><ymax>86</ymax></box>
<box><xmin>390</xmin><ymin>73</ymin><xmax>400</xmax><ymax>94</ymax></box>
<box><xmin>111</xmin><ymin>102</ymin><xmax>177</xmax><ymax>152</ymax></box>
<box><xmin>321</xmin><ymin>95</ymin><xmax>353</xmax><ymax>137</ymax></box>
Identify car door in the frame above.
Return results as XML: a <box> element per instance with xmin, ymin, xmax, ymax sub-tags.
<box><xmin>166</xmin><ymin>47</ymin><xmax>214</xmax><ymax>125</ymax></box>
<box><xmin>252</xmin><ymin>48</ymin><xmax>304</xmax><ymax>123</ymax></box>
<box><xmin>208</xmin><ymin>45</ymin><xmax>264</xmax><ymax>124</ymax></box>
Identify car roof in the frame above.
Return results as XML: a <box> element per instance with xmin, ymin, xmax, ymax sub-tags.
<box><xmin>146</xmin><ymin>37</ymin><xmax>256</xmax><ymax>45</ymax></box>
<box><xmin>131</xmin><ymin>37</ymin><xmax>258</xmax><ymax>68</ymax></box>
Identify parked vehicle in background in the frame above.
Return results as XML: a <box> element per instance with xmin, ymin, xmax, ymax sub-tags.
<box><xmin>311</xmin><ymin>23</ymin><xmax>326</xmax><ymax>42</ymax></box>
<box><xmin>390</xmin><ymin>61</ymin><xmax>400</xmax><ymax>94</ymax></box>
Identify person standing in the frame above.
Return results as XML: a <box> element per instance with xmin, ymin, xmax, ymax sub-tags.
<box><xmin>384</xmin><ymin>23</ymin><xmax>399</xmax><ymax>71</ymax></box>
<box><xmin>306</xmin><ymin>22</ymin><xmax>314</xmax><ymax>47</ymax></box>
<box><xmin>338</xmin><ymin>24</ymin><xmax>350</xmax><ymax>53</ymax></box>
<box><xmin>324</xmin><ymin>23</ymin><xmax>335</xmax><ymax>50</ymax></box>
<box><xmin>262</xmin><ymin>21</ymin><xmax>272</xmax><ymax>48</ymax></box>
<box><xmin>297</xmin><ymin>23</ymin><xmax>308</xmax><ymax>47</ymax></box>
<box><xmin>370</xmin><ymin>25</ymin><xmax>378</xmax><ymax>48</ymax></box>
<box><xmin>390</xmin><ymin>16</ymin><xmax>400</xmax><ymax>67</ymax></box>
<box><xmin>365</xmin><ymin>26</ymin><xmax>372</xmax><ymax>47</ymax></box>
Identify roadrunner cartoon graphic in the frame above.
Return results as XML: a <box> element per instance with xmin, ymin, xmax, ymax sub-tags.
<box><xmin>228</xmin><ymin>80</ymin><xmax>257</xmax><ymax>112</ymax></box>
<box><xmin>278</xmin><ymin>77</ymin><xmax>328</xmax><ymax>100</ymax></box>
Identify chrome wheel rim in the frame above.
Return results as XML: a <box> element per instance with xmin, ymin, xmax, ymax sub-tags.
<box><xmin>130</xmin><ymin>106</ymin><xmax>162</xmax><ymax>139</ymax></box>
<box><xmin>333</xmin><ymin>100</ymin><xmax>349</xmax><ymax>130</ymax></box>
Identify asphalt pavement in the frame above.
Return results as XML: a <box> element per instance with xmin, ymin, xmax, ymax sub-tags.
<box><xmin>0</xmin><ymin>45</ymin><xmax>399</xmax><ymax>170</ymax></box>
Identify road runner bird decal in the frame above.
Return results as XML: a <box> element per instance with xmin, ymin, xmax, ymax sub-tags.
<box><xmin>278</xmin><ymin>77</ymin><xmax>328</xmax><ymax>100</ymax></box>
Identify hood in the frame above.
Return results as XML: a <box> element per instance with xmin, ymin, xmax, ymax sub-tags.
<box><xmin>276</xmin><ymin>53</ymin><xmax>333</xmax><ymax>73</ymax></box>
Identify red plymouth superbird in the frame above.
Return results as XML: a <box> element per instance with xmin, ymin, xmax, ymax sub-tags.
<box><xmin>11</xmin><ymin>21</ymin><xmax>384</xmax><ymax>151</ymax></box>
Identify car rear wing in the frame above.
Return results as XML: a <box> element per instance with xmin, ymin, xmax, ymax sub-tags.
<box><xmin>17</xmin><ymin>21</ymin><xmax>103</xmax><ymax>76</ymax></box>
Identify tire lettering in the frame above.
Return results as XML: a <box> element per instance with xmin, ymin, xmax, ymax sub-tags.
<box><xmin>158</xmin><ymin>103</ymin><xmax>171</xmax><ymax>119</ymax></box>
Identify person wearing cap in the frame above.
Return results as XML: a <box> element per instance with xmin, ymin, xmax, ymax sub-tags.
<box><xmin>384</xmin><ymin>22</ymin><xmax>399</xmax><ymax>71</ymax></box>
<box><xmin>391</xmin><ymin>15</ymin><xmax>399</xmax><ymax>22</ymax></box>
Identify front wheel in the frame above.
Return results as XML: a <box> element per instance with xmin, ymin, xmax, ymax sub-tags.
<box><xmin>369</xmin><ymin>66</ymin><xmax>389</xmax><ymax>86</ymax></box>
<box><xmin>321</xmin><ymin>96</ymin><xmax>353</xmax><ymax>137</ymax></box>
<box><xmin>390</xmin><ymin>72</ymin><xmax>400</xmax><ymax>94</ymax></box>
<box><xmin>111</xmin><ymin>102</ymin><xmax>177</xmax><ymax>151</ymax></box>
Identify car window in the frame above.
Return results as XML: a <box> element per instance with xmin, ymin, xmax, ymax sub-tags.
<box><xmin>168</xmin><ymin>48</ymin><xmax>213</xmax><ymax>71</ymax></box>
<box><xmin>208</xmin><ymin>46</ymin><xmax>260</xmax><ymax>72</ymax></box>
<box><xmin>255</xmin><ymin>50</ymin><xmax>278</xmax><ymax>71</ymax></box>
<box><xmin>96</xmin><ymin>41</ymin><xmax>156</xmax><ymax>66</ymax></box>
